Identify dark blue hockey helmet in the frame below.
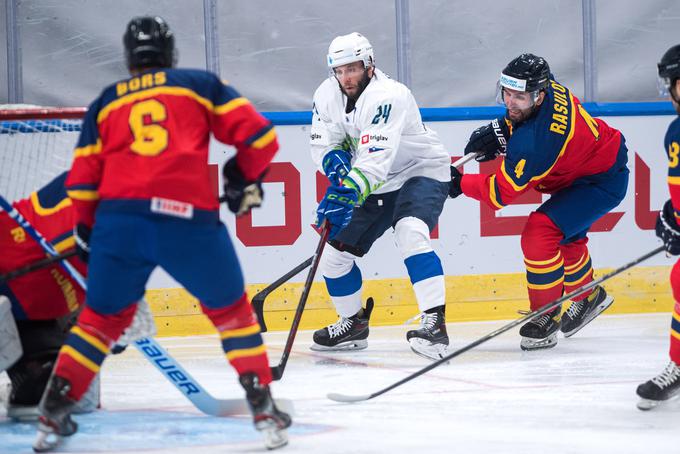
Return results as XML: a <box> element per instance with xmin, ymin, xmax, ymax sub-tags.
<box><xmin>658</xmin><ymin>44</ymin><xmax>680</xmax><ymax>96</ymax></box>
<box><xmin>123</xmin><ymin>16</ymin><xmax>176</xmax><ymax>70</ymax></box>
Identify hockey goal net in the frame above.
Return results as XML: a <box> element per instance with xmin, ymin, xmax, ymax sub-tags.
<box><xmin>0</xmin><ymin>106</ymin><xmax>86</xmax><ymax>201</ymax></box>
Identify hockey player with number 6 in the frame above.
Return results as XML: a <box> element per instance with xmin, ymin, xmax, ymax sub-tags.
<box><xmin>449</xmin><ymin>54</ymin><xmax>629</xmax><ymax>351</ymax></box>
<box><xmin>33</xmin><ymin>16</ymin><xmax>290</xmax><ymax>452</ymax></box>
<box><xmin>311</xmin><ymin>33</ymin><xmax>452</xmax><ymax>360</ymax></box>
<box><xmin>636</xmin><ymin>44</ymin><xmax>680</xmax><ymax>410</ymax></box>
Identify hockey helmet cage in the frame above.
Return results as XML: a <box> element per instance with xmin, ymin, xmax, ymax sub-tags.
<box><xmin>124</xmin><ymin>16</ymin><xmax>176</xmax><ymax>70</ymax></box>
<box><xmin>327</xmin><ymin>32</ymin><xmax>374</xmax><ymax>69</ymax></box>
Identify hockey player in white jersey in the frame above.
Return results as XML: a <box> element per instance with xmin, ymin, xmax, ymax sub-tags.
<box><xmin>311</xmin><ymin>32</ymin><xmax>452</xmax><ymax>360</ymax></box>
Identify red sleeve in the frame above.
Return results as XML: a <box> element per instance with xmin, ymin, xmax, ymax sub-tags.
<box><xmin>210</xmin><ymin>85</ymin><xmax>278</xmax><ymax>181</ymax></box>
<box><xmin>460</xmin><ymin>160</ymin><xmax>536</xmax><ymax>210</ymax></box>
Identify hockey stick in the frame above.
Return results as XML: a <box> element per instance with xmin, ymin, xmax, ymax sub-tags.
<box><xmin>0</xmin><ymin>250</ymin><xmax>76</xmax><ymax>284</ymax></box>
<box><xmin>0</xmin><ymin>194</ymin><xmax>255</xmax><ymax>416</ymax></box>
<box><xmin>327</xmin><ymin>245</ymin><xmax>666</xmax><ymax>402</ymax></box>
<box><xmin>251</xmin><ymin>152</ymin><xmax>480</xmax><ymax>333</ymax></box>
<box><xmin>252</xmin><ymin>256</ymin><xmax>313</xmax><ymax>332</ymax></box>
<box><xmin>271</xmin><ymin>223</ymin><xmax>330</xmax><ymax>381</ymax></box>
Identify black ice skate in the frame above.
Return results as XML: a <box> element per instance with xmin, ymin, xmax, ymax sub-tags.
<box><xmin>33</xmin><ymin>375</ymin><xmax>78</xmax><ymax>453</ymax></box>
<box><xmin>636</xmin><ymin>361</ymin><xmax>680</xmax><ymax>411</ymax></box>
<box><xmin>560</xmin><ymin>285</ymin><xmax>614</xmax><ymax>337</ymax></box>
<box><xmin>239</xmin><ymin>373</ymin><xmax>292</xmax><ymax>450</ymax></box>
<box><xmin>7</xmin><ymin>355</ymin><xmax>54</xmax><ymax>422</ymax></box>
<box><xmin>310</xmin><ymin>298</ymin><xmax>374</xmax><ymax>351</ymax></box>
<box><xmin>519</xmin><ymin>307</ymin><xmax>561</xmax><ymax>351</ymax></box>
<box><xmin>406</xmin><ymin>307</ymin><xmax>449</xmax><ymax>360</ymax></box>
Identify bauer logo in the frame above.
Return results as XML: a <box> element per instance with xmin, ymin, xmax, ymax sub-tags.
<box><xmin>499</xmin><ymin>74</ymin><xmax>526</xmax><ymax>91</ymax></box>
<box><xmin>151</xmin><ymin>197</ymin><xmax>194</xmax><ymax>219</ymax></box>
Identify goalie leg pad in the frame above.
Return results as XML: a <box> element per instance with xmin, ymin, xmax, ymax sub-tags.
<box><xmin>0</xmin><ymin>296</ymin><xmax>22</xmax><ymax>372</ymax></box>
<box><xmin>201</xmin><ymin>294</ymin><xmax>272</xmax><ymax>385</ymax></box>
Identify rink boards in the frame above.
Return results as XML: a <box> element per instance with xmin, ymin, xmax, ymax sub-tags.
<box><xmin>142</xmin><ymin>107</ymin><xmax>678</xmax><ymax>335</ymax></box>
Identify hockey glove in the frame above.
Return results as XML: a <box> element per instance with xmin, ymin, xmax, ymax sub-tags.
<box><xmin>316</xmin><ymin>185</ymin><xmax>359</xmax><ymax>239</ymax></box>
<box><xmin>464</xmin><ymin>118</ymin><xmax>509</xmax><ymax>162</ymax></box>
<box><xmin>74</xmin><ymin>223</ymin><xmax>92</xmax><ymax>263</ymax></box>
<box><xmin>322</xmin><ymin>149</ymin><xmax>352</xmax><ymax>186</ymax></box>
<box><xmin>449</xmin><ymin>166</ymin><xmax>463</xmax><ymax>199</ymax></box>
<box><xmin>656</xmin><ymin>199</ymin><xmax>680</xmax><ymax>255</ymax></box>
<box><xmin>222</xmin><ymin>156</ymin><xmax>265</xmax><ymax>216</ymax></box>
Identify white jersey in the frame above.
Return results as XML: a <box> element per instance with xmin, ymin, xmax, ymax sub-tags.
<box><xmin>310</xmin><ymin>68</ymin><xmax>450</xmax><ymax>199</ymax></box>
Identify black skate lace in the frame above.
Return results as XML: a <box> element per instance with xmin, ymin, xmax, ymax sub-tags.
<box><xmin>328</xmin><ymin>317</ymin><xmax>353</xmax><ymax>338</ymax></box>
<box><xmin>651</xmin><ymin>362</ymin><xmax>680</xmax><ymax>388</ymax></box>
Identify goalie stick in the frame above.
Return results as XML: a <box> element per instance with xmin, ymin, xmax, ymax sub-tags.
<box><xmin>0</xmin><ymin>250</ymin><xmax>76</xmax><ymax>284</ymax></box>
<box><xmin>0</xmin><ymin>194</ymin><xmax>267</xmax><ymax>417</ymax></box>
<box><xmin>327</xmin><ymin>245</ymin><xmax>665</xmax><ymax>403</ymax></box>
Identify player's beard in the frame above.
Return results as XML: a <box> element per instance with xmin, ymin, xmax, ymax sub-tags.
<box><xmin>506</xmin><ymin>103</ymin><xmax>540</xmax><ymax>125</ymax></box>
<box><xmin>340</xmin><ymin>70</ymin><xmax>372</xmax><ymax>104</ymax></box>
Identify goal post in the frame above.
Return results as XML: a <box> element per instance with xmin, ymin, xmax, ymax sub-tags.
<box><xmin>0</xmin><ymin>106</ymin><xmax>86</xmax><ymax>201</ymax></box>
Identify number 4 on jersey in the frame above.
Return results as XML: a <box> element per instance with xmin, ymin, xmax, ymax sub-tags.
<box><xmin>371</xmin><ymin>104</ymin><xmax>392</xmax><ymax>124</ymax></box>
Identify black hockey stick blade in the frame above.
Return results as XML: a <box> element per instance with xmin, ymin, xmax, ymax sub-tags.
<box><xmin>252</xmin><ymin>256</ymin><xmax>313</xmax><ymax>332</ymax></box>
<box><xmin>0</xmin><ymin>250</ymin><xmax>77</xmax><ymax>284</ymax></box>
<box><xmin>327</xmin><ymin>245</ymin><xmax>665</xmax><ymax>403</ymax></box>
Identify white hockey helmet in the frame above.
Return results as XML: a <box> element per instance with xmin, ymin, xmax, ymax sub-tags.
<box><xmin>327</xmin><ymin>32</ymin><xmax>374</xmax><ymax>69</ymax></box>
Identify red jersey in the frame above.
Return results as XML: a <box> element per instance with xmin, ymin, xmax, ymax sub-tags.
<box><xmin>462</xmin><ymin>79</ymin><xmax>624</xmax><ymax>209</ymax></box>
<box><xmin>66</xmin><ymin>68</ymin><xmax>278</xmax><ymax>226</ymax></box>
<box><xmin>0</xmin><ymin>172</ymin><xmax>86</xmax><ymax>320</ymax></box>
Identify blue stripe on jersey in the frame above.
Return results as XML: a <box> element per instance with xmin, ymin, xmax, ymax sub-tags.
<box><xmin>324</xmin><ymin>263</ymin><xmax>362</xmax><ymax>297</ymax></box>
<box><xmin>245</xmin><ymin>123</ymin><xmax>274</xmax><ymax>146</ymax></box>
<box><xmin>404</xmin><ymin>251</ymin><xmax>443</xmax><ymax>284</ymax></box>
<box><xmin>1</xmin><ymin>284</ymin><xmax>28</xmax><ymax>320</ymax></box>
<box><xmin>66</xmin><ymin>183</ymin><xmax>98</xmax><ymax>191</ymax></box>
<box><xmin>35</xmin><ymin>172</ymin><xmax>69</xmax><ymax>209</ymax></box>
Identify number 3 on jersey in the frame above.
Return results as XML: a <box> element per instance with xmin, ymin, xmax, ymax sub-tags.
<box><xmin>372</xmin><ymin>104</ymin><xmax>392</xmax><ymax>124</ymax></box>
<box><xmin>129</xmin><ymin>99</ymin><xmax>168</xmax><ymax>156</ymax></box>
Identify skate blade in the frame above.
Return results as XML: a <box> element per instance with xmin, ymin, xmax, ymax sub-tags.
<box><xmin>310</xmin><ymin>339</ymin><xmax>367</xmax><ymax>351</ymax></box>
<box><xmin>33</xmin><ymin>423</ymin><xmax>61</xmax><ymax>453</ymax></box>
<box><xmin>636</xmin><ymin>398</ymin><xmax>659</xmax><ymax>411</ymax></box>
<box><xmin>255</xmin><ymin>421</ymin><xmax>289</xmax><ymax>450</ymax></box>
<box><xmin>562</xmin><ymin>296</ymin><xmax>614</xmax><ymax>338</ymax></box>
<box><xmin>520</xmin><ymin>333</ymin><xmax>557</xmax><ymax>351</ymax></box>
<box><xmin>408</xmin><ymin>338</ymin><xmax>449</xmax><ymax>361</ymax></box>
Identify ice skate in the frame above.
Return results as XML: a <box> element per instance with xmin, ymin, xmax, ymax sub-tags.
<box><xmin>519</xmin><ymin>307</ymin><xmax>561</xmax><ymax>351</ymax></box>
<box><xmin>406</xmin><ymin>307</ymin><xmax>449</xmax><ymax>360</ymax></box>
<box><xmin>311</xmin><ymin>298</ymin><xmax>374</xmax><ymax>351</ymax></box>
<box><xmin>240</xmin><ymin>373</ymin><xmax>292</xmax><ymax>450</ymax></box>
<box><xmin>33</xmin><ymin>375</ymin><xmax>78</xmax><ymax>453</ymax></box>
<box><xmin>561</xmin><ymin>286</ymin><xmax>613</xmax><ymax>337</ymax></box>
<box><xmin>636</xmin><ymin>361</ymin><xmax>680</xmax><ymax>410</ymax></box>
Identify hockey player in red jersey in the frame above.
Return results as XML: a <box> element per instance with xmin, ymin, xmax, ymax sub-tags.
<box><xmin>0</xmin><ymin>172</ymin><xmax>96</xmax><ymax>421</ymax></box>
<box><xmin>449</xmin><ymin>54</ymin><xmax>629</xmax><ymax>351</ymax></box>
<box><xmin>34</xmin><ymin>16</ymin><xmax>290</xmax><ymax>451</ymax></box>
<box><xmin>636</xmin><ymin>44</ymin><xmax>680</xmax><ymax>410</ymax></box>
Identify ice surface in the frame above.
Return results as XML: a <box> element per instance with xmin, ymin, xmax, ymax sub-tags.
<box><xmin>2</xmin><ymin>313</ymin><xmax>679</xmax><ymax>453</ymax></box>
